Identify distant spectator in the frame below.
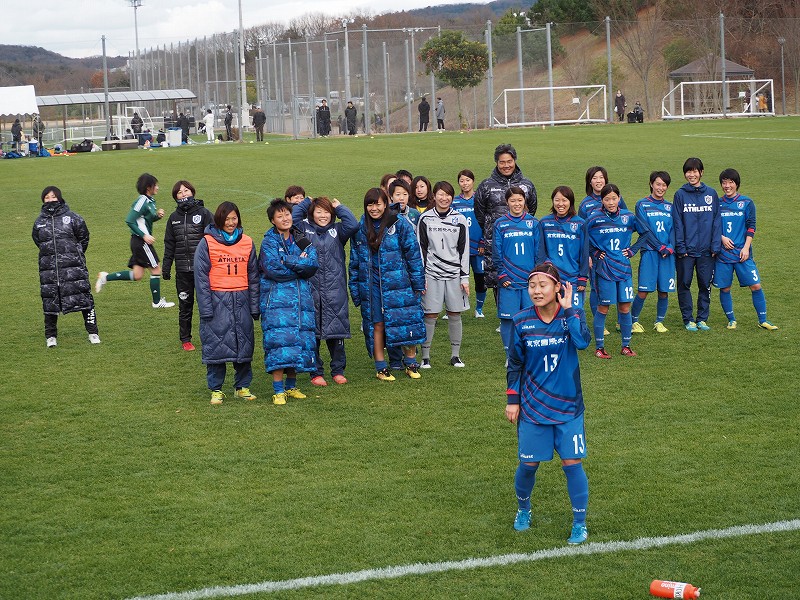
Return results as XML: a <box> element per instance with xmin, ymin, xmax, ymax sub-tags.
<box><xmin>32</xmin><ymin>114</ymin><xmax>44</xmax><ymax>141</ymax></box>
<box><xmin>177</xmin><ymin>112</ymin><xmax>190</xmax><ymax>143</ymax></box>
<box><xmin>316</xmin><ymin>99</ymin><xmax>332</xmax><ymax>137</ymax></box>
<box><xmin>418</xmin><ymin>97</ymin><xmax>430</xmax><ymax>132</ymax></box>
<box><xmin>224</xmin><ymin>105</ymin><xmax>234</xmax><ymax>141</ymax></box>
<box><xmin>345</xmin><ymin>101</ymin><xmax>357</xmax><ymax>135</ymax></box>
<box><xmin>203</xmin><ymin>109</ymin><xmax>215</xmax><ymax>143</ymax></box>
<box><xmin>11</xmin><ymin>118</ymin><xmax>22</xmax><ymax>149</ymax></box>
<box><xmin>436</xmin><ymin>97</ymin><xmax>445</xmax><ymax>130</ymax></box>
<box><xmin>131</xmin><ymin>112</ymin><xmax>144</xmax><ymax>134</ymax></box>
<box><xmin>252</xmin><ymin>105</ymin><xmax>266</xmax><ymax>141</ymax></box>
<box><xmin>615</xmin><ymin>90</ymin><xmax>626</xmax><ymax>122</ymax></box>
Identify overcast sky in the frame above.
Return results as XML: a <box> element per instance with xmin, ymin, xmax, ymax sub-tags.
<box><xmin>0</xmin><ymin>0</ymin><xmax>487</xmax><ymax>59</ymax></box>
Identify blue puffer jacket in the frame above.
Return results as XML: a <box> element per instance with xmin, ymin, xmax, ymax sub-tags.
<box><xmin>259</xmin><ymin>227</ymin><xmax>319</xmax><ymax>373</ymax></box>
<box><xmin>194</xmin><ymin>226</ymin><xmax>260</xmax><ymax>364</ymax></box>
<box><xmin>348</xmin><ymin>211</ymin><xmax>426</xmax><ymax>356</ymax></box>
<box><xmin>292</xmin><ymin>198</ymin><xmax>359</xmax><ymax>339</ymax></box>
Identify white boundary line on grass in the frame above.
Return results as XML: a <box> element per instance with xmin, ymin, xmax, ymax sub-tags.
<box><xmin>682</xmin><ymin>133</ymin><xmax>800</xmax><ymax>141</ymax></box>
<box><xmin>126</xmin><ymin>519</ymin><xmax>800</xmax><ymax>600</ymax></box>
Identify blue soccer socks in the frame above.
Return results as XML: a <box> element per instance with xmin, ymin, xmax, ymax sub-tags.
<box><xmin>593</xmin><ymin>312</ymin><xmax>607</xmax><ymax>349</ymax></box>
<box><xmin>563</xmin><ymin>462</ymin><xmax>589</xmax><ymax>526</ymax></box>
<box><xmin>656</xmin><ymin>295</ymin><xmax>669</xmax><ymax>323</ymax></box>
<box><xmin>619</xmin><ymin>311</ymin><xmax>632</xmax><ymax>348</ymax></box>
<box><xmin>720</xmin><ymin>289</ymin><xmax>735</xmax><ymax>321</ymax></box>
<box><xmin>631</xmin><ymin>295</ymin><xmax>645</xmax><ymax>322</ymax></box>
<box><xmin>752</xmin><ymin>288</ymin><xmax>767</xmax><ymax>323</ymax></box>
<box><xmin>514</xmin><ymin>462</ymin><xmax>538</xmax><ymax>511</ymax></box>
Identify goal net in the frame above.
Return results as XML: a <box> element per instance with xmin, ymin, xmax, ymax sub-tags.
<box><xmin>493</xmin><ymin>85</ymin><xmax>607</xmax><ymax>127</ymax></box>
<box><xmin>662</xmin><ymin>79</ymin><xmax>775</xmax><ymax>119</ymax></box>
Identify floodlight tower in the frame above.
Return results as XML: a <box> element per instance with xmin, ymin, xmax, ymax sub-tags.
<box><xmin>129</xmin><ymin>0</ymin><xmax>143</xmax><ymax>91</ymax></box>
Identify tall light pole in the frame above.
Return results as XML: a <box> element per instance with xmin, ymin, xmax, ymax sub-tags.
<box><xmin>129</xmin><ymin>0</ymin><xmax>143</xmax><ymax>91</ymax></box>
<box><xmin>342</xmin><ymin>19</ymin><xmax>353</xmax><ymax>103</ymax></box>
<box><xmin>237</xmin><ymin>0</ymin><xmax>247</xmax><ymax>142</ymax></box>
<box><xmin>778</xmin><ymin>37</ymin><xmax>786</xmax><ymax>115</ymax></box>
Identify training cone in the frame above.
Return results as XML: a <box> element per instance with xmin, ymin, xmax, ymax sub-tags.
<box><xmin>650</xmin><ymin>580</ymin><xmax>701</xmax><ymax>599</ymax></box>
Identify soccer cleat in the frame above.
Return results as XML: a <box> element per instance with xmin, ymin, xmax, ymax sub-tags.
<box><xmin>332</xmin><ymin>374</ymin><xmax>348</xmax><ymax>384</ymax></box>
<box><xmin>759</xmin><ymin>321</ymin><xmax>778</xmax><ymax>331</ymax></box>
<box><xmin>631</xmin><ymin>321</ymin><xmax>645</xmax><ymax>334</ymax></box>
<box><xmin>311</xmin><ymin>376</ymin><xmax>328</xmax><ymax>386</ymax></box>
<box><xmin>272</xmin><ymin>392</ymin><xmax>287</xmax><ymax>405</ymax></box>
<box><xmin>441</xmin><ymin>314</ymin><xmax>449</xmax><ymax>320</ymax></box>
<box><xmin>653</xmin><ymin>322</ymin><xmax>668</xmax><ymax>333</ymax></box>
<box><xmin>513</xmin><ymin>509</ymin><xmax>531</xmax><ymax>532</ymax></box>
<box><xmin>376</xmin><ymin>368</ymin><xmax>396</xmax><ymax>381</ymax></box>
<box><xmin>95</xmin><ymin>271</ymin><xmax>108</xmax><ymax>293</ymax></box>
<box><xmin>182</xmin><ymin>341</ymin><xmax>196</xmax><ymax>351</ymax></box>
<box><xmin>420</xmin><ymin>358</ymin><xmax>432</xmax><ymax>369</ymax></box>
<box><xmin>726</xmin><ymin>320</ymin><xmax>737</xmax><ymax>330</ymax></box>
<box><xmin>405</xmin><ymin>363</ymin><xmax>422</xmax><ymax>379</ymax></box>
<box><xmin>594</xmin><ymin>347</ymin><xmax>611</xmax><ymax>359</ymax></box>
<box><xmin>567</xmin><ymin>523</ymin><xmax>588</xmax><ymax>545</ymax></box>
<box><xmin>285</xmin><ymin>387</ymin><xmax>306</xmax><ymax>399</ymax></box>
<box><xmin>475</xmin><ymin>309</ymin><xmax>485</xmax><ymax>318</ymax></box>
<box><xmin>46</xmin><ymin>337</ymin><xmax>57</xmax><ymax>348</ymax></box>
<box><xmin>495</xmin><ymin>325</ymin><xmax>501</xmax><ymax>333</ymax></box>
<box><xmin>621</xmin><ymin>346</ymin><xmax>637</xmax><ymax>357</ymax></box>
<box><xmin>450</xmin><ymin>356</ymin><xmax>466</xmax><ymax>368</ymax></box>
<box><xmin>603</xmin><ymin>328</ymin><xmax>610</xmax><ymax>336</ymax></box>
<box><xmin>210</xmin><ymin>390</ymin><xmax>225</xmax><ymax>405</ymax></box>
<box><xmin>152</xmin><ymin>298</ymin><xmax>176</xmax><ymax>308</ymax></box>
<box><xmin>697</xmin><ymin>321</ymin><xmax>711</xmax><ymax>331</ymax></box>
<box><xmin>685</xmin><ymin>321</ymin><xmax>698</xmax><ymax>332</ymax></box>
<box><xmin>235</xmin><ymin>387</ymin><xmax>257</xmax><ymax>401</ymax></box>
<box><xmin>88</xmin><ymin>334</ymin><xmax>101</xmax><ymax>344</ymax></box>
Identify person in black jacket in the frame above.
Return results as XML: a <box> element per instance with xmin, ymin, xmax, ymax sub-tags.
<box><xmin>418</xmin><ymin>97</ymin><xmax>430</xmax><ymax>131</ymax></box>
<box><xmin>316</xmin><ymin>99</ymin><xmax>332</xmax><ymax>137</ymax></box>
<box><xmin>224</xmin><ymin>105</ymin><xmax>234</xmax><ymax>141</ymax></box>
<box><xmin>11</xmin><ymin>118</ymin><xmax>23</xmax><ymax>149</ymax></box>
<box><xmin>344</xmin><ymin>101</ymin><xmax>357</xmax><ymax>135</ymax></box>
<box><xmin>474</xmin><ymin>143</ymin><xmax>538</xmax><ymax>290</ymax></box>
<box><xmin>131</xmin><ymin>112</ymin><xmax>144</xmax><ymax>134</ymax></box>
<box><xmin>32</xmin><ymin>186</ymin><xmax>100</xmax><ymax>347</ymax></box>
<box><xmin>252</xmin><ymin>106</ymin><xmax>266</xmax><ymax>141</ymax></box>
<box><xmin>162</xmin><ymin>180</ymin><xmax>214</xmax><ymax>351</ymax></box>
<box><xmin>177</xmin><ymin>112</ymin><xmax>190</xmax><ymax>143</ymax></box>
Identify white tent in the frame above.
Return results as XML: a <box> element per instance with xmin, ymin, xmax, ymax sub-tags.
<box><xmin>0</xmin><ymin>85</ymin><xmax>39</xmax><ymax>117</ymax></box>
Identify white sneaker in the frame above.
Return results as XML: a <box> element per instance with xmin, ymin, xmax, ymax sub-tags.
<box><xmin>450</xmin><ymin>356</ymin><xmax>466</xmax><ymax>367</ymax></box>
<box><xmin>88</xmin><ymin>334</ymin><xmax>101</xmax><ymax>344</ymax></box>
<box><xmin>474</xmin><ymin>309</ymin><xmax>485</xmax><ymax>318</ymax></box>
<box><xmin>95</xmin><ymin>272</ymin><xmax>108</xmax><ymax>293</ymax></box>
<box><xmin>152</xmin><ymin>298</ymin><xmax>176</xmax><ymax>308</ymax></box>
<box><xmin>495</xmin><ymin>325</ymin><xmax>501</xmax><ymax>333</ymax></box>
<box><xmin>46</xmin><ymin>337</ymin><xmax>57</xmax><ymax>348</ymax></box>
<box><xmin>441</xmin><ymin>314</ymin><xmax>449</xmax><ymax>320</ymax></box>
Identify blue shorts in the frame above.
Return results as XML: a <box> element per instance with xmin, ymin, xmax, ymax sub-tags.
<box><xmin>713</xmin><ymin>259</ymin><xmax>760</xmax><ymax>288</ymax></box>
<box><xmin>596</xmin><ymin>276</ymin><xmax>635</xmax><ymax>305</ymax></box>
<box><xmin>637</xmin><ymin>251</ymin><xmax>676</xmax><ymax>293</ymax></box>
<box><xmin>518</xmin><ymin>413</ymin><xmax>587</xmax><ymax>462</ymax></box>
<box><xmin>470</xmin><ymin>254</ymin><xmax>485</xmax><ymax>275</ymax></box>
<box><xmin>497</xmin><ymin>286</ymin><xmax>532</xmax><ymax>319</ymax></box>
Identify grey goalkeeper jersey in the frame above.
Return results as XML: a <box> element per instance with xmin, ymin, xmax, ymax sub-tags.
<box><xmin>417</xmin><ymin>207</ymin><xmax>470</xmax><ymax>283</ymax></box>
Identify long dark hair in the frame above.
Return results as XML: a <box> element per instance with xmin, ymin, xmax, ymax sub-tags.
<box><xmin>584</xmin><ymin>166</ymin><xmax>608</xmax><ymax>196</ymax></box>
<box><xmin>410</xmin><ymin>175</ymin><xmax>433</xmax><ymax>210</ymax></box>
<box><xmin>364</xmin><ymin>187</ymin><xmax>392</xmax><ymax>252</ymax></box>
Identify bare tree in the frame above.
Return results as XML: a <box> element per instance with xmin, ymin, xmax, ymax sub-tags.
<box><xmin>593</xmin><ymin>0</ymin><xmax>668</xmax><ymax>117</ymax></box>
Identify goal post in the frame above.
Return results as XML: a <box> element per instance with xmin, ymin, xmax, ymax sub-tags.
<box><xmin>493</xmin><ymin>85</ymin><xmax>607</xmax><ymax>127</ymax></box>
<box><xmin>662</xmin><ymin>79</ymin><xmax>775</xmax><ymax>119</ymax></box>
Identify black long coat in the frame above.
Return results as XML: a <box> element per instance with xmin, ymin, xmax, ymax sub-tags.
<box><xmin>32</xmin><ymin>202</ymin><xmax>95</xmax><ymax>315</ymax></box>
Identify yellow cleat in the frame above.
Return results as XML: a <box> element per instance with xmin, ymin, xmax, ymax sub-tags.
<box><xmin>727</xmin><ymin>320</ymin><xmax>737</xmax><ymax>330</ymax></box>
<box><xmin>272</xmin><ymin>392</ymin><xmax>287</xmax><ymax>405</ymax></box>
<box><xmin>210</xmin><ymin>390</ymin><xmax>225</xmax><ymax>405</ymax></box>
<box><xmin>405</xmin><ymin>363</ymin><xmax>422</xmax><ymax>379</ymax></box>
<box><xmin>631</xmin><ymin>321</ymin><xmax>645</xmax><ymax>334</ymax></box>
<box><xmin>235</xmin><ymin>388</ymin><xmax>257</xmax><ymax>401</ymax></box>
<box><xmin>758</xmin><ymin>321</ymin><xmax>778</xmax><ymax>331</ymax></box>
<box><xmin>653</xmin><ymin>322</ymin><xmax>668</xmax><ymax>333</ymax></box>
<box><xmin>376</xmin><ymin>368</ymin><xmax>396</xmax><ymax>381</ymax></box>
<box><xmin>285</xmin><ymin>387</ymin><xmax>306</xmax><ymax>399</ymax></box>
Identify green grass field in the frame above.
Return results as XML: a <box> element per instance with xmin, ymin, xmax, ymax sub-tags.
<box><xmin>1</xmin><ymin>118</ymin><xmax>799</xmax><ymax>599</ymax></box>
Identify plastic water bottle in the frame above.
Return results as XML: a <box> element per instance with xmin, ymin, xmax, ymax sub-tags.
<box><xmin>649</xmin><ymin>580</ymin><xmax>701</xmax><ymax>598</ymax></box>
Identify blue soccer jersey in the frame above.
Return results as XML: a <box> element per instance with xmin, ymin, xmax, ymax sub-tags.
<box><xmin>538</xmin><ymin>214</ymin><xmax>589</xmax><ymax>286</ymax></box>
<box><xmin>586</xmin><ymin>208</ymin><xmax>638</xmax><ymax>282</ymax></box>
<box><xmin>578</xmin><ymin>194</ymin><xmax>627</xmax><ymax>221</ymax></box>
<box><xmin>633</xmin><ymin>196</ymin><xmax>676</xmax><ymax>253</ymax></box>
<box><xmin>452</xmin><ymin>194</ymin><xmax>484</xmax><ymax>256</ymax></box>
<box><xmin>718</xmin><ymin>194</ymin><xmax>756</xmax><ymax>264</ymax></box>
<box><xmin>506</xmin><ymin>306</ymin><xmax>591</xmax><ymax>425</ymax></box>
<box><xmin>493</xmin><ymin>212</ymin><xmax>542</xmax><ymax>289</ymax></box>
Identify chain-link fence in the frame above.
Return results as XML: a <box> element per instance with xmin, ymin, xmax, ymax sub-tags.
<box><xmin>21</xmin><ymin>14</ymin><xmax>796</xmax><ymax>142</ymax></box>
